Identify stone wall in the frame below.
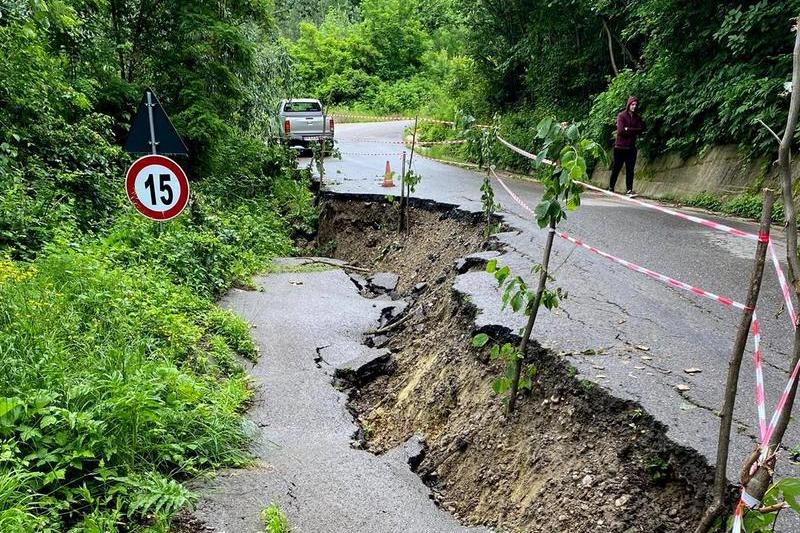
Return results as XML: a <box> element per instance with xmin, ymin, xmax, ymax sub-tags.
<box><xmin>590</xmin><ymin>145</ymin><xmax>786</xmax><ymax>199</ymax></box>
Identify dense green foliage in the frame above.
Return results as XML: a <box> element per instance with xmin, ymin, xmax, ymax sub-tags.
<box><xmin>1</xmin><ymin>0</ymin><xmax>314</xmax><ymax>530</ymax></box>
<box><xmin>283</xmin><ymin>0</ymin><xmax>800</xmax><ymax>159</ymax></box>
<box><xmin>284</xmin><ymin>0</ymin><xmax>466</xmax><ymax>115</ymax></box>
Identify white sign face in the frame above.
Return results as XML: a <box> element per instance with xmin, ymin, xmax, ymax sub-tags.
<box><xmin>133</xmin><ymin>164</ymin><xmax>181</xmax><ymax>213</ymax></box>
<box><xmin>125</xmin><ymin>155</ymin><xmax>190</xmax><ymax>221</ymax></box>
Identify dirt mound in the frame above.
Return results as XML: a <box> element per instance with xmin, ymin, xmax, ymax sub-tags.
<box><xmin>318</xmin><ymin>197</ymin><xmax>714</xmax><ymax>533</ymax></box>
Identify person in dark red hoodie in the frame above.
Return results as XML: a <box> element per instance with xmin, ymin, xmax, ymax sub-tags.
<box><xmin>608</xmin><ymin>96</ymin><xmax>644</xmax><ymax>196</ymax></box>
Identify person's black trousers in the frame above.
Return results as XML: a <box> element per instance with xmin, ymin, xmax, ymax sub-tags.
<box><xmin>609</xmin><ymin>147</ymin><xmax>637</xmax><ymax>191</ymax></box>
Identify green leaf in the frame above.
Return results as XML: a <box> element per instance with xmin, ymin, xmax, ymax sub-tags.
<box><xmin>490</xmin><ymin>344</ymin><xmax>501</xmax><ymax>360</ymax></box>
<box><xmin>492</xmin><ymin>377</ymin><xmax>510</xmax><ymax>395</ymax></box>
<box><xmin>566</xmin><ymin>194</ymin><xmax>581</xmax><ymax>211</ymax></box>
<box><xmin>486</xmin><ymin>259</ymin><xmax>497</xmax><ymax>273</ymax></box>
<box><xmin>536</xmin><ymin>148</ymin><xmax>550</xmax><ymax>165</ymax></box>
<box><xmin>39</xmin><ymin>414</ymin><xmax>58</xmax><ymax>429</ymax></box>
<box><xmin>534</xmin><ymin>200</ymin><xmax>549</xmax><ymax>220</ymax></box>
<box><xmin>775</xmin><ymin>478</ymin><xmax>800</xmax><ymax>513</ymax></box>
<box><xmin>43</xmin><ymin>468</ymin><xmax>67</xmax><ymax>486</ymax></box>
<box><xmin>511</xmin><ymin>291</ymin><xmax>523</xmax><ymax>312</ymax></box>
<box><xmin>569</xmin><ymin>156</ymin><xmax>587</xmax><ymax>180</ymax></box>
<box><xmin>472</xmin><ymin>333</ymin><xmax>490</xmax><ymax>347</ymax></box>
<box><xmin>536</xmin><ymin>117</ymin><xmax>554</xmax><ymax>139</ymax></box>
<box><xmin>495</xmin><ymin>265</ymin><xmax>510</xmax><ymax>284</ymax></box>
<box><xmin>561</xmin><ymin>146</ymin><xmax>576</xmax><ymax>165</ymax></box>
<box><xmin>566</xmin><ymin>124</ymin><xmax>579</xmax><ymax>140</ymax></box>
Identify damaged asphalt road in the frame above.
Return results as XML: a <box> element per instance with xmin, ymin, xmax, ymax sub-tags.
<box><xmin>320</xmin><ymin>121</ymin><xmax>800</xmax><ymax>523</ymax></box>
<box><xmin>193</xmin><ymin>258</ymin><xmax>484</xmax><ymax>533</ymax></box>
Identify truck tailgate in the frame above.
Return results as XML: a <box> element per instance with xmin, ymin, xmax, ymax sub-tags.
<box><xmin>288</xmin><ymin>114</ymin><xmax>325</xmax><ymax>135</ymax></box>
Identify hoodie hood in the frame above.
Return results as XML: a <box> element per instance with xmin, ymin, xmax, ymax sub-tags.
<box><xmin>626</xmin><ymin>96</ymin><xmax>638</xmax><ymax>112</ymax></box>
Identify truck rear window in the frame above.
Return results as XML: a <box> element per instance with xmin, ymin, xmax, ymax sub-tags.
<box><xmin>283</xmin><ymin>102</ymin><xmax>321</xmax><ymax>112</ymax></box>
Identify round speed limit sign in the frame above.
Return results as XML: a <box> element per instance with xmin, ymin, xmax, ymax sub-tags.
<box><xmin>125</xmin><ymin>155</ymin><xmax>190</xmax><ymax>221</ymax></box>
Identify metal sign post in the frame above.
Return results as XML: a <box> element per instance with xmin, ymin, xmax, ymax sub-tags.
<box><xmin>123</xmin><ymin>89</ymin><xmax>190</xmax><ymax>226</ymax></box>
<box><xmin>146</xmin><ymin>90</ymin><xmax>158</xmax><ymax>155</ymax></box>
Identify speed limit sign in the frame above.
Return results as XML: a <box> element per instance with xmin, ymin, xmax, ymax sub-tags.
<box><xmin>125</xmin><ymin>154</ymin><xmax>190</xmax><ymax>221</ymax></box>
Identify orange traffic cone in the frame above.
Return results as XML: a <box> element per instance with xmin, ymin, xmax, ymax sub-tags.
<box><xmin>382</xmin><ymin>160</ymin><xmax>394</xmax><ymax>187</ymax></box>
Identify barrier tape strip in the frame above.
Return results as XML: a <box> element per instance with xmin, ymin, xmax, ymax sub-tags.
<box><xmin>489</xmin><ymin>159</ymin><xmax>796</xmax><ymax>533</ymax></box>
<box><xmin>491</xmin><ymin>171</ymin><xmax>748</xmax><ymax>312</ymax></box>
<box><xmin>768</xmin><ymin>240</ymin><xmax>798</xmax><ymax>326</ymax></box>
<box><xmin>345</xmin><ymin>138</ymin><xmax>467</xmax><ymax>146</ymax></box>
<box><xmin>338</xmin><ymin>151</ymin><xmax>405</xmax><ymax>156</ymax></box>
<box><xmin>751</xmin><ymin>313</ymin><xmax>769</xmax><ymax>452</ymax></box>
<box><xmin>417</xmin><ymin>139</ymin><xmax>467</xmax><ymax>146</ymax></box>
<box><xmin>332</xmin><ymin>113</ymin><xmax>489</xmax><ymax>128</ymax></box>
<box><xmin>497</xmin><ymin>135</ymin><xmax>556</xmax><ymax>166</ymax></box>
<box><xmin>495</xmin><ymin>135</ymin><xmax>797</xmax><ymax>330</ymax></box>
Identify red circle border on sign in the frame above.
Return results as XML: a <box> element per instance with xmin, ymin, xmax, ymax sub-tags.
<box><xmin>125</xmin><ymin>155</ymin><xmax>190</xmax><ymax>221</ymax></box>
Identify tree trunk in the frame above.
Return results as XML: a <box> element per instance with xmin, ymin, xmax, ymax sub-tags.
<box><xmin>508</xmin><ymin>219</ymin><xmax>556</xmax><ymax>414</ymax></box>
<box><xmin>694</xmin><ymin>189</ymin><xmax>775</xmax><ymax>533</ymax></box>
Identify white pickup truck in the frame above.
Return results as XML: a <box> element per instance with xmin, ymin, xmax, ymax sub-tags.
<box><xmin>277</xmin><ymin>99</ymin><xmax>334</xmax><ymax>152</ymax></box>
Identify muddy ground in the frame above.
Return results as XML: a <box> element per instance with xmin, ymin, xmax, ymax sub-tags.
<box><xmin>318</xmin><ymin>197</ymin><xmax>716</xmax><ymax>533</ymax></box>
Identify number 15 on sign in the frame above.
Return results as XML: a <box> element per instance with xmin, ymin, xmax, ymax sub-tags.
<box><xmin>125</xmin><ymin>155</ymin><xmax>190</xmax><ymax>221</ymax></box>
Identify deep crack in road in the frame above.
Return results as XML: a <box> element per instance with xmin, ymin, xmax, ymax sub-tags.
<box><xmin>318</xmin><ymin>121</ymin><xmax>800</xmax><ymax>519</ymax></box>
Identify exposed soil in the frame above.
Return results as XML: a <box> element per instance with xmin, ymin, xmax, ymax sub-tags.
<box><xmin>318</xmin><ymin>196</ymin><xmax>715</xmax><ymax>533</ymax></box>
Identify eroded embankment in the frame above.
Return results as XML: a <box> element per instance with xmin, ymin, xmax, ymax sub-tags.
<box><xmin>318</xmin><ymin>196</ymin><xmax>715</xmax><ymax>533</ymax></box>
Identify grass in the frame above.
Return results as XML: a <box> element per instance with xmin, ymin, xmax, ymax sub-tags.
<box><xmin>684</xmin><ymin>191</ymin><xmax>784</xmax><ymax>223</ymax></box>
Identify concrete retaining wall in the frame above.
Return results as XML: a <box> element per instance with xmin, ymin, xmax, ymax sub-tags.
<box><xmin>590</xmin><ymin>145</ymin><xmax>787</xmax><ymax>200</ymax></box>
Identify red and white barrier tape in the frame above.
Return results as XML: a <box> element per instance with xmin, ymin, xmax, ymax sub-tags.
<box><xmin>332</xmin><ymin>113</ymin><xmax>415</xmax><ymax>123</ymax></box>
<box><xmin>495</xmin><ymin>135</ymin><xmax>797</xmax><ymax>330</ymax></box>
<box><xmin>751</xmin><ymin>314</ymin><xmax>768</xmax><ymax>446</ymax></box>
<box><xmin>492</xmin><ymin>171</ymin><xmax>747</xmax><ymax>312</ymax></box>
<box><xmin>338</xmin><ymin>151</ymin><xmax>405</xmax><ymax>157</ymax></box>
<box><xmin>768</xmin><ymin>240</ymin><xmax>798</xmax><ymax>326</ymax></box>
<box><xmin>496</xmin><ymin>135</ymin><xmax>556</xmax><ymax>166</ymax></box>
<box><xmin>560</xmin><ymin>230</ymin><xmax>748</xmax><ymax>311</ymax></box>
<box><xmin>345</xmin><ymin>138</ymin><xmax>467</xmax><ymax>146</ymax></box>
<box><xmin>490</xmin><ymin>162</ymin><xmax>797</xmax><ymax>533</ymax></box>
<box><xmin>332</xmin><ymin>113</ymin><xmax>489</xmax><ymax>128</ymax></box>
<box><xmin>417</xmin><ymin>139</ymin><xmax>468</xmax><ymax>146</ymax></box>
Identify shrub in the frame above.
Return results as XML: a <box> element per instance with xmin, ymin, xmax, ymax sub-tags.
<box><xmin>101</xmin><ymin>193</ymin><xmax>294</xmax><ymax>298</ymax></box>
<box><xmin>371</xmin><ymin>76</ymin><xmax>436</xmax><ymax>114</ymax></box>
<box><xmin>0</xmin><ymin>246</ymin><xmax>260</xmax><ymax>530</ymax></box>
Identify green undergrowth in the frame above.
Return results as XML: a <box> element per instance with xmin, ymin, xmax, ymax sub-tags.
<box><xmin>684</xmin><ymin>191</ymin><xmax>785</xmax><ymax>224</ymax></box>
<box><xmin>261</xmin><ymin>503</ymin><xmax>290</xmax><ymax>533</ymax></box>
<box><xmin>0</xmin><ymin>179</ymin><xmax>312</xmax><ymax>531</ymax></box>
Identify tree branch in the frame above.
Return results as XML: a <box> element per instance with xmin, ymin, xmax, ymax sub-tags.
<box><xmin>601</xmin><ymin>17</ymin><xmax>619</xmax><ymax>76</ymax></box>
<box><xmin>757</xmin><ymin>119</ymin><xmax>782</xmax><ymax>145</ymax></box>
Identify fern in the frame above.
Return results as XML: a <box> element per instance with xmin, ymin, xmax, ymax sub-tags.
<box><xmin>115</xmin><ymin>472</ymin><xmax>197</xmax><ymax>520</ymax></box>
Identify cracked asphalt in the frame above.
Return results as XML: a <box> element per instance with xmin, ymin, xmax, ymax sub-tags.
<box><xmin>315</xmin><ymin>121</ymin><xmax>800</xmax><ymax>509</ymax></box>
<box><xmin>193</xmin><ymin>259</ymin><xmax>482</xmax><ymax>532</ymax></box>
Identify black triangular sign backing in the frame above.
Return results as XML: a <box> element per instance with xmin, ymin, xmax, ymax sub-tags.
<box><xmin>124</xmin><ymin>89</ymin><xmax>189</xmax><ymax>156</ymax></box>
